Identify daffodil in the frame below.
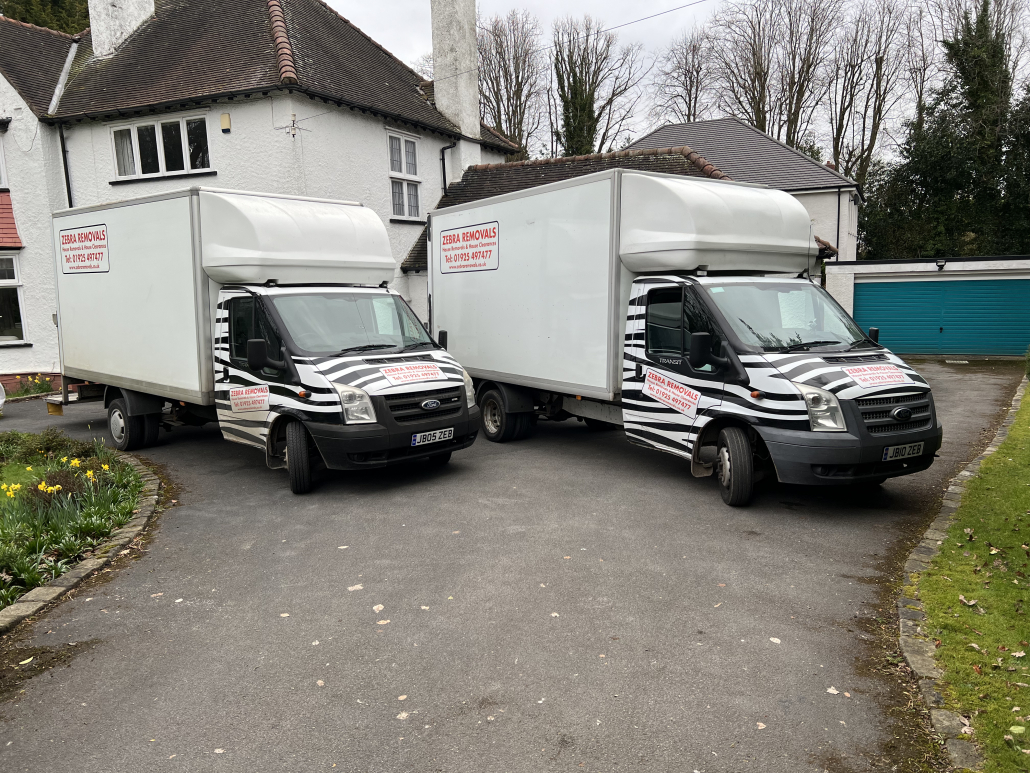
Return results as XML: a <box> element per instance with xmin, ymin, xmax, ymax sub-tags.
<box><xmin>70</xmin><ymin>459</ymin><xmax>80</xmax><ymax>467</ymax></box>
<box><xmin>61</xmin><ymin>456</ymin><xmax>68</xmax><ymax>463</ymax></box>
<box><xmin>102</xmin><ymin>464</ymin><xmax>109</xmax><ymax>471</ymax></box>
<box><xmin>1</xmin><ymin>483</ymin><xmax>7</xmax><ymax>491</ymax></box>
<box><xmin>5</xmin><ymin>490</ymin><xmax>13</xmax><ymax>498</ymax></box>
<box><xmin>25</xmin><ymin>466</ymin><xmax>32</xmax><ymax>471</ymax></box>
<box><xmin>38</xmin><ymin>481</ymin><xmax>47</xmax><ymax>491</ymax></box>
<box><xmin>86</xmin><ymin>469</ymin><xmax>94</xmax><ymax>479</ymax></box>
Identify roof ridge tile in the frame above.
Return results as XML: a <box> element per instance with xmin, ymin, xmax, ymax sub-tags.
<box><xmin>468</xmin><ymin>145</ymin><xmax>729</xmax><ymax>180</ymax></box>
<box><xmin>267</xmin><ymin>0</ymin><xmax>299</xmax><ymax>85</ymax></box>
<box><xmin>0</xmin><ymin>15</ymin><xmax>80</xmax><ymax>40</ymax></box>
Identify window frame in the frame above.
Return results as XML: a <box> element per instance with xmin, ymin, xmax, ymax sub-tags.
<box><xmin>386</xmin><ymin>129</ymin><xmax>423</xmax><ymax>222</ymax></box>
<box><xmin>108</xmin><ymin>113</ymin><xmax>214</xmax><ymax>182</ymax></box>
<box><xmin>0</xmin><ymin>253</ymin><xmax>28</xmax><ymax>345</ymax></box>
<box><xmin>644</xmin><ymin>284</ymin><xmax>724</xmax><ymax>379</ymax></box>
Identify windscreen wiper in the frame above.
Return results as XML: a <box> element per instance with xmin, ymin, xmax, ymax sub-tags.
<box><xmin>333</xmin><ymin>344</ymin><xmax>396</xmax><ymax>356</ymax></box>
<box><xmin>398</xmin><ymin>341</ymin><xmax>437</xmax><ymax>352</ymax></box>
<box><xmin>778</xmin><ymin>340</ymin><xmax>845</xmax><ymax>352</ymax></box>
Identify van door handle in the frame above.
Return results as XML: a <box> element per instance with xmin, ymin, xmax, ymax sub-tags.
<box><xmin>222</xmin><ymin>366</ymin><xmax>229</xmax><ymax>382</ymax></box>
<box><xmin>635</xmin><ymin>363</ymin><xmax>642</xmax><ymax>379</ymax></box>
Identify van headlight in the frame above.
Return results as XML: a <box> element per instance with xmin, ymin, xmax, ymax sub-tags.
<box><xmin>334</xmin><ymin>383</ymin><xmax>377</xmax><ymax>424</ymax></box>
<box><xmin>462</xmin><ymin>369</ymin><xmax>476</xmax><ymax>408</ymax></box>
<box><xmin>793</xmin><ymin>382</ymin><xmax>847</xmax><ymax>432</ymax></box>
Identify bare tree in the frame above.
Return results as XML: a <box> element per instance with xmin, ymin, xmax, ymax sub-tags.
<box><xmin>710</xmin><ymin>0</ymin><xmax>779</xmax><ymax>134</ymax></box>
<box><xmin>826</xmin><ymin>0</ymin><xmax>907</xmax><ymax>184</ymax></box>
<box><xmin>650</xmin><ymin>27</ymin><xmax>716</xmax><ymax>125</ymax></box>
<box><xmin>478</xmin><ymin>10</ymin><xmax>546</xmax><ymax>159</ymax></box>
<box><xmin>776</xmin><ymin>0</ymin><xmax>842</xmax><ymax>147</ymax></box>
<box><xmin>410</xmin><ymin>52</ymin><xmax>434</xmax><ymax>81</ymax></box>
<box><xmin>548</xmin><ymin>15</ymin><xmax>648</xmax><ymax>156</ymax></box>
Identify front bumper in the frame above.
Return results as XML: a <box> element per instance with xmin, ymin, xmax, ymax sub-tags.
<box><xmin>757</xmin><ymin>397</ymin><xmax>943</xmax><ymax>486</ymax></box>
<box><xmin>305</xmin><ymin>401</ymin><xmax>481</xmax><ymax>470</ymax></box>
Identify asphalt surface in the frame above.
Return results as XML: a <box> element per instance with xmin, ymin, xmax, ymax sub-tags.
<box><xmin>0</xmin><ymin>358</ymin><xmax>1023</xmax><ymax>772</ymax></box>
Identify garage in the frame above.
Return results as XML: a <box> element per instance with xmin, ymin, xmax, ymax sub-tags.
<box><xmin>825</xmin><ymin>257</ymin><xmax>1030</xmax><ymax>355</ymax></box>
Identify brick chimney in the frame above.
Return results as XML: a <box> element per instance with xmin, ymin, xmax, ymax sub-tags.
<box><xmin>430</xmin><ymin>0</ymin><xmax>481</xmax><ymax>178</ymax></box>
<box><xmin>88</xmin><ymin>0</ymin><xmax>155</xmax><ymax>57</ymax></box>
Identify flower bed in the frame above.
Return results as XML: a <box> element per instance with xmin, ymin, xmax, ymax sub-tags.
<box><xmin>0</xmin><ymin>428</ymin><xmax>143</xmax><ymax>610</ymax></box>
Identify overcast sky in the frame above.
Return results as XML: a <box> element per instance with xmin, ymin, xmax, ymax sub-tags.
<box><xmin>325</xmin><ymin>1</ymin><xmax>719</xmax><ymax>70</ymax></box>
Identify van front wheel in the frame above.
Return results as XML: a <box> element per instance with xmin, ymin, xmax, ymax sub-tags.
<box><xmin>479</xmin><ymin>389</ymin><xmax>531</xmax><ymax>442</ymax></box>
<box><xmin>285</xmin><ymin>421</ymin><xmax>313</xmax><ymax>494</ymax></box>
<box><xmin>715</xmin><ymin>427</ymin><xmax>754</xmax><ymax>507</ymax></box>
<box><xmin>108</xmin><ymin>399</ymin><xmax>145</xmax><ymax>452</ymax></box>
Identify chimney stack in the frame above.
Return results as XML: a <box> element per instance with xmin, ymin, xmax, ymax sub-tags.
<box><xmin>88</xmin><ymin>0</ymin><xmax>155</xmax><ymax>57</ymax></box>
<box><xmin>431</xmin><ymin>0</ymin><xmax>481</xmax><ymax>177</ymax></box>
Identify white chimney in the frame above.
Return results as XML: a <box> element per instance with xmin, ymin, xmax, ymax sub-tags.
<box><xmin>430</xmin><ymin>0</ymin><xmax>481</xmax><ymax>177</ymax></box>
<box><xmin>88</xmin><ymin>0</ymin><xmax>155</xmax><ymax>58</ymax></box>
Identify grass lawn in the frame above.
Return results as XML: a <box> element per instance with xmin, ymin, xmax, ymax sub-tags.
<box><xmin>918</xmin><ymin>385</ymin><xmax>1030</xmax><ymax>771</ymax></box>
<box><xmin>0</xmin><ymin>428</ymin><xmax>143</xmax><ymax>610</ymax></box>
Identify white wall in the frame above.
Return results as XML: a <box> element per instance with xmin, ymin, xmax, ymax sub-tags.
<box><xmin>792</xmin><ymin>189</ymin><xmax>859</xmax><ymax>262</ymax></box>
<box><xmin>0</xmin><ymin>75</ymin><xmax>68</xmax><ymax>377</ymax></box>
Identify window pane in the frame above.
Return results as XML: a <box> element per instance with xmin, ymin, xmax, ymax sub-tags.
<box><xmin>389</xmin><ymin>136</ymin><xmax>402</xmax><ymax>173</ymax></box>
<box><xmin>113</xmin><ymin>129</ymin><xmax>136</xmax><ymax>176</ymax></box>
<box><xmin>0</xmin><ymin>287</ymin><xmax>23</xmax><ymax>340</ymax></box>
<box><xmin>646</xmin><ymin>288</ymin><xmax>682</xmax><ymax>356</ymax></box>
<box><xmin>137</xmin><ymin>125</ymin><xmax>160</xmax><ymax>174</ymax></box>
<box><xmin>391</xmin><ymin>180</ymin><xmax>405</xmax><ymax>216</ymax></box>
<box><xmin>186</xmin><ymin>118</ymin><xmax>210</xmax><ymax>170</ymax></box>
<box><xmin>0</xmin><ymin>257</ymin><xmax>14</xmax><ymax>281</ymax></box>
<box><xmin>229</xmin><ymin>298</ymin><xmax>254</xmax><ymax>362</ymax></box>
<box><xmin>405</xmin><ymin>139</ymin><xmax>417</xmax><ymax>175</ymax></box>
<box><xmin>406</xmin><ymin>182</ymin><xmax>419</xmax><ymax>217</ymax></box>
<box><xmin>161</xmin><ymin>122</ymin><xmax>185</xmax><ymax>172</ymax></box>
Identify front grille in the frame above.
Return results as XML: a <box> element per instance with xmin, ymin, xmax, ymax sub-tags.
<box><xmin>855</xmin><ymin>390</ymin><xmax>934</xmax><ymax>436</ymax></box>
<box><xmin>823</xmin><ymin>353</ymin><xmax>889</xmax><ymax>363</ymax></box>
<box><xmin>384</xmin><ymin>386</ymin><xmax>463</xmax><ymax>424</ymax></box>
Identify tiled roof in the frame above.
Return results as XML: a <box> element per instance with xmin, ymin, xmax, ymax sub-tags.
<box><xmin>0</xmin><ymin>17</ymin><xmax>76</xmax><ymax>117</ymax></box>
<box><xmin>0</xmin><ymin>192</ymin><xmax>24</xmax><ymax>249</ymax></box>
<box><xmin>402</xmin><ymin>146</ymin><xmax>728</xmax><ymax>272</ymax></box>
<box><xmin>628</xmin><ymin>117</ymin><xmax>857</xmax><ymax>192</ymax></box>
<box><xmin>44</xmin><ymin>0</ymin><xmax>513</xmax><ymax>152</ymax></box>
<box><xmin>418</xmin><ymin>80</ymin><xmax>520</xmax><ymax>153</ymax></box>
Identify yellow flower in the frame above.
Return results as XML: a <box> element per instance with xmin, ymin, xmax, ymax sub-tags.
<box><xmin>1</xmin><ymin>483</ymin><xmax>7</xmax><ymax>491</ymax></box>
<box><xmin>70</xmin><ymin>459</ymin><xmax>80</xmax><ymax>467</ymax></box>
<box><xmin>5</xmin><ymin>491</ymin><xmax>13</xmax><ymax>498</ymax></box>
<box><xmin>11</xmin><ymin>484</ymin><xmax>21</xmax><ymax>491</ymax></box>
<box><xmin>37</xmin><ymin>481</ymin><xmax>47</xmax><ymax>491</ymax></box>
<box><xmin>86</xmin><ymin>469</ymin><xmax>94</xmax><ymax>479</ymax></box>
<box><xmin>102</xmin><ymin>464</ymin><xmax>109</xmax><ymax>471</ymax></box>
<box><xmin>25</xmin><ymin>466</ymin><xmax>32</xmax><ymax>471</ymax></box>
<box><xmin>61</xmin><ymin>457</ymin><xmax>68</xmax><ymax>462</ymax></box>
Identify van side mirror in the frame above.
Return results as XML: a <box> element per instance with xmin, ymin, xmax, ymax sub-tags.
<box><xmin>247</xmin><ymin>339</ymin><xmax>268</xmax><ymax>371</ymax></box>
<box><xmin>688</xmin><ymin>332</ymin><xmax>711</xmax><ymax>369</ymax></box>
<box><xmin>868</xmin><ymin>327</ymin><xmax>879</xmax><ymax>343</ymax></box>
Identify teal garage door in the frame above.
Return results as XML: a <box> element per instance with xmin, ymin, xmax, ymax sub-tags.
<box><xmin>853</xmin><ymin>279</ymin><xmax>1030</xmax><ymax>355</ymax></box>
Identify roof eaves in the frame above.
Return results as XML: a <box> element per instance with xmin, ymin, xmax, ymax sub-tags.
<box><xmin>267</xmin><ymin>0</ymin><xmax>299</xmax><ymax>85</ymax></box>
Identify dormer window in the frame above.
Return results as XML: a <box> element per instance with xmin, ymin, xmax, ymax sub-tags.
<box><xmin>111</xmin><ymin>115</ymin><xmax>211</xmax><ymax>180</ymax></box>
<box><xmin>387</xmin><ymin>131</ymin><xmax>422</xmax><ymax>221</ymax></box>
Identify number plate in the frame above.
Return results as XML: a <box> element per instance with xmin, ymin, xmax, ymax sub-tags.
<box><xmin>411</xmin><ymin>427</ymin><xmax>454</xmax><ymax>447</ymax></box>
<box><xmin>882</xmin><ymin>442</ymin><xmax>924</xmax><ymax>462</ymax></box>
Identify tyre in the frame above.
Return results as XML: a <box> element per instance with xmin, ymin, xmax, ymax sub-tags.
<box><xmin>143</xmin><ymin>414</ymin><xmax>162</xmax><ymax>447</ymax></box>
<box><xmin>107</xmin><ymin>398</ymin><xmax>146</xmax><ymax>452</ymax></box>
<box><xmin>479</xmin><ymin>389</ymin><xmax>521</xmax><ymax>443</ymax></box>
<box><xmin>427</xmin><ymin>451</ymin><xmax>452</xmax><ymax>467</ymax></box>
<box><xmin>584</xmin><ymin>418</ymin><xmax>617</xmax><ymax>431</ymax></box>
<box><xmin>285</xmin><ymin>421</ymin><xmax>313</xmax><ymax>494</ymax></box>
<box><xmin>715</xmin><ymin>427</ymin><xmax>754</xmax><ymax>507</ymax></box>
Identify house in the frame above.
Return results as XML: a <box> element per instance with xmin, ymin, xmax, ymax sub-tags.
<box><xmin>627</xmin><ymin>117</ymin><xmax>861</xmax><ymax>262</ymax></box>
<box><xmin>0</xmin><ymin>0</ymin><xmax>515</xmax><ymax>387</ymax></box>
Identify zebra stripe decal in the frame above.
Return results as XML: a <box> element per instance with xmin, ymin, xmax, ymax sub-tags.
<box><xmin>620</xmin><ymin>278</ymin><xmax>932</xmax><ymax>463</ymax></box>
<box><xmin>213</xmin><ymin>289</ymin><xmax>465</xmax><ymax>452</ymax></box>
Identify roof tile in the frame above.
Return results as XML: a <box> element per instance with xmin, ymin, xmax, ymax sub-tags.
<box><xmin>0</xmin><ymin>17</ymin><xmax>76</xmax><ymax>117</ymax></box>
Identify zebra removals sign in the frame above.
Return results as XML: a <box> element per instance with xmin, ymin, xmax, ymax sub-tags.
<box><xmin>439</xmin><ymin>221</ymin><xmax>499</xmax><ymax>274</ymax></box>
<box><xmin>60</xmin><ymin>224</ymin><xmax>110</xmax><ymax>274</ymax></box>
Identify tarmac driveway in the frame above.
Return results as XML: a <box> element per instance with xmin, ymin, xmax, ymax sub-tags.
<box><xmin>0</xmin><ymin>358</ymin><xmax>1023</xmax><ymax>772</ymax></box>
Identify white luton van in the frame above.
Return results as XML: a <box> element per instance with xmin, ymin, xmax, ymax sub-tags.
<box><xmin>52</xmin><ymin>188</ymin><xmax>479</xmax><ymax>493</ymax></box>
<box><xmin>428</xmin><ymin>170</ymin><xmax>942</xmax><ymax>506</ymax></box>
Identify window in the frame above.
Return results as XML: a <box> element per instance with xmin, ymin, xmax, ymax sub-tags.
<box><xmin>0</xmin><ymin>256</ymin><xmax>25</xmax><ymax>342</ymax></box>
<box><xmin>387</xmin><ymin>132</ymin><xmax>421</xmax><ymax>219</ymax></box>
<box><xmin>111</xmin><ymin>116</ymin><xmax>211</xmax><ymax>180</ymax></box>
<box><xmin>645</xmin><ymin>286</ymin><xmax>722</xmax><ymax>373</ymax></box>
<box><xmin>228</xmin><ymin>297</ymin><xmax>282</xmax><ymax>374</ymax></box>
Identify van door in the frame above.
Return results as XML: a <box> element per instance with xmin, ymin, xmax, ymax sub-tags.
<box><xmin>214</xmin><ymin>290</ymin><xmax>286</xmax><ymax>449</ymax></box>
<box><xmin>623</xmin><ymin>280</ymin><xmax>724</xmax><ymax>460</ymax></box>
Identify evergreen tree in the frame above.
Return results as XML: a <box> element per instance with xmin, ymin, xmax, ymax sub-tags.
<box><xmin>0</xmin><ymin>0</ymin><xmax>89</xmax><ymax>35</ymax></box>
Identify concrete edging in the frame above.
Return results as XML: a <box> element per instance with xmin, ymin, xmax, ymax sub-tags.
<box><xmin>898</xmin><ymin>375</ymin><xmax>1028</xmax><ymax>771</ymax></box>
<box><xmin>0</xmin><ymin>452</ymin><xmax>161</xmax><ymax>634</ymax></box>
<box><xmin>3</xmin><ymin>391</ymin><xmax>62</xmax><ymax>404</ymax></box>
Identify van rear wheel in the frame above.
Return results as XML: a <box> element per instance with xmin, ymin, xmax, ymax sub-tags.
<box><xmin>715</xmin><ymin>427</ymin><xmax>754</xmax><ymax>507</ymax></box>
<box><xmin>285</xmin><ymin>421</ymin><xmax>313</xmax><ymax>494</ymax></box>
<box><xmin>108</xmin><ymin>399</ymin><xmax>145</xmax><ymax>451</ymax></box>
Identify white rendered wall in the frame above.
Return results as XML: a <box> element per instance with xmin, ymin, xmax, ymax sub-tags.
<box><xmin>793</xmin><ymin>189</ymin><xmax>859</xmax><ymax>262</ymax></box>
<box><xmin>87</xmin><ymin>0</ymin><xmax>155</xmax><ymax>57</ymax></box>
<box><xmin>824</xmin><ymin>269</ymin><xmax>855</xmax><ymax>314</ymax></box>
<box><xmin>0</xmin><ymin>75</ymin><xmax>68</xmax><ymax>377</ymax></box>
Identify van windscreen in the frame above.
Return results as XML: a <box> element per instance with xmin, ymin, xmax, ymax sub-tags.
<box><xmin>700</xmin><ymin>281</ymin><xmax>868</xmax><ymax>352</ymax></box>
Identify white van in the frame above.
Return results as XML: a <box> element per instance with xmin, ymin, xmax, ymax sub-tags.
<box><xmin>428</xmin><ymin>170</ymin><xmax>942</xmax><ymax>506</ymax></box>
<box><xmin>52</xmin><ymin>188</ymin><xmax>479</xmax><ymax>493</ymax></box>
